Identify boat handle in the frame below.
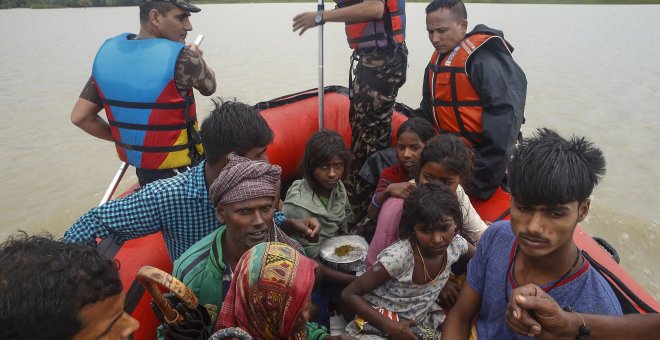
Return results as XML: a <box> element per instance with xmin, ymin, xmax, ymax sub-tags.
<box><xmin>136</xmin><ymin>266</ymin><xmax>199</xmax><ymax>324</ymax></box>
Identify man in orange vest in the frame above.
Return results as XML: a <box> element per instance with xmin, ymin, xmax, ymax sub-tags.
<box><xmin>414</xmin><ymin>0</ymin><xmax>527</xmax><ymax>200</ymax></box>
<box><xmin>292</xmin><ymin>0</ymin><xmax>408</xmax><ymax>224</ymax></box>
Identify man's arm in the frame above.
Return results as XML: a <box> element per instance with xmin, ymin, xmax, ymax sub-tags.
<box><xmin>292</xmin><ymin>0</ymin><xmax>384</xmax><ymax>36</ymax></box>
<box><xmin>71</xmin><ymin>77</ymin><xmax>113</xmax><ymax>141</ymax></box>
<box><xmin>176</xmin><ymin>48</ymin><xmax>216</xmax><ymax>96</ymax></box>
<box><xmin>442</xmin><ymin>283</ymin><xmax>483</xmax><ymax>339</ymax></box>
<box><xmin>469</xmin><ymin>45</ymin><xmax>527</xmax><ymax>199</ymax></box>
<box><xmin>507</xmin><ymin>283</ymin><xmax>660</xmax><ymax>340</ymax></box>
<box><xmin>63</xmin><ymin>187</ymin><xmax>163</xmax><ymax>246</ymax></box>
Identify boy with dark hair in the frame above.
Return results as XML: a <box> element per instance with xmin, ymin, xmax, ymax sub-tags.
<box><xmin>64</xmin><ymin>99</ymin><xmax>317</xmax><ymax>260</ymax></box>
<box><xmin>0</xmin><ymin>233</ymin><xmax>139</xmax><ymax>340</ymax></box>
<box><xmin>443</xmin><ymin>128</ymin><xmax>622</xmax><ymax>339</ymax></box>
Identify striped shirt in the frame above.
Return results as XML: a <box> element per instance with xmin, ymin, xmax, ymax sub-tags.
<box><xmin>63</xmin><ymin>161</ymin><xmax>286</xmax><ymax>260</ymax></box>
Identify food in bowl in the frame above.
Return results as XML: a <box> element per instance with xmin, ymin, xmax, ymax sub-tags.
<box><xmin>334</xmin><ymin>244</ymin><xmax>355</xmax><ymax>257</ymax></box>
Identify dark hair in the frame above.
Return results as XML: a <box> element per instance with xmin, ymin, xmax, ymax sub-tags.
<box><xmin>0</xmin><ymin>232</ymin><xmax>123</xmax><ymax>340</ymax></box>
<box><xmin>301</xmin><ymin>129</ymin><xmax>352</xmax><ymax>195</ymax></box>
<box><xmin>419</xmin><ymin>133</ymin><xmax>475</xmax><ymax>182</ymax></box>
<box><xmin>399</xmin><ymin>183</ymin><xmax>464</xmax><ymax>240</ymax></box>
<box><xmin>200</xmin><ymin>98</ymin><xmax>274</xmax><ymax>166</ymax></box>
<box><xmin>425</xmin><ymin>0</ymin><xmax>467</xmax><ymax>21</ymax></box>
<box><xmin>509</xmin><ymin>128</ymin><xmax>606</xmax><ymax>205</ymax></box>
<box><xmin>139</xmin><ymin>2</ymin><xmax>177</xmax><ymax>23</ymax></box>
<box><xmin>397</xmin><ymin>117</ymin><xmax>436</xmax><ymax>144</ymax></box>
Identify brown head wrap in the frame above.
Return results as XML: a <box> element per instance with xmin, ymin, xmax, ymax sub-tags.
<box><xmin>209</xmin><ymin>153</ymin><xmax>281</xmax><ymax>207</ymax></box>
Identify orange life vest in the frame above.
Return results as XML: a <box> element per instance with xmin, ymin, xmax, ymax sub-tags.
<box><xmin>335</xmin><ymin>0</ymin><xmax>405</xmax><ymax>49</ymax></box>
<box><xmin>428</xmin><ymin>33</ymin><xmax>511</xmax><ymax>146</ymax></box>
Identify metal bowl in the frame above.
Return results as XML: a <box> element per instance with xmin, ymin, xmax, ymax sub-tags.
<box><xmin>319</xmin><ymin>235</ymin><xmax>369</xmax><ymax>273</ymax></box>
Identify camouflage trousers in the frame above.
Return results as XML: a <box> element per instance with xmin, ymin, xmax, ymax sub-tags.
<box><xmin>345</xmin><ymin>44</ymin><xmax>408</xmax><ymax>233</ymax></box>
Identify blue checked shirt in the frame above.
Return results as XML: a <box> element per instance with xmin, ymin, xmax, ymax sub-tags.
<box><xmin>63</xmin><ymin>161</ymin><xmax>286</xmax><ymax>260</ymax></box>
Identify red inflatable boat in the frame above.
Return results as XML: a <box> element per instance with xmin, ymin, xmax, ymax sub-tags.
<box><xmin>97</xmin><ymin>86</ymin><xmax>659</xmax><ymax>340</ymax></box>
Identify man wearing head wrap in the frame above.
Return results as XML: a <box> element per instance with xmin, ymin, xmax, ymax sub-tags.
<box><xmin>171</xmin><ymin>153</ymin><xmax>305</xmax><ymax>333</ymax></box>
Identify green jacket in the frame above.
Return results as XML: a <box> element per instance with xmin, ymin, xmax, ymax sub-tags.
<box><xmin>283</xmin><ymin>179</ymin><xmax>351</xmax><ymax>258</ymax></box>
<box><xmin>172</xmin><ymin>226</ymin><xmax>227</xmax><ymax>327</ymax></box>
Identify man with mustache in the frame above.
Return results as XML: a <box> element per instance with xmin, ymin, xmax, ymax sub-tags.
<box><xmin>414</xmin><ymin>0</ymin><xmax>527</xmax><ymax>200</ymax></box>
<box><xmin>71</xmin><ymin>0</ymin><xmax>216</xmax><ymax>187</ymax></box>
<box><xmin>171</xmin><ymin>153</ymin><xmax>304</xmax><ymax>332</ymax></box>
<box><xmin>443</xmin><ymin>128</ymin><xmax>622</xmax><ymax>339</ymax></box>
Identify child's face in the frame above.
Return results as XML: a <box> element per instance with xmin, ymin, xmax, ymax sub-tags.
<box><xmin>418</xmin><ymin>161</ymin><xmax>460</xmax><ymax>193</ymax></box>
<box><xmin>313</xmin><ymin>155</ymin><xmax>345</xmax><ymax>195</ymax></box>
<box><xmin>510</xmin><ymin>197</ymin><xmax>590</xmax><ymax>258</ymax></box>
<box><xmin>413</xmin><ymin>216</ymin><xmax>456</xmax><ymax>256</ymax></box>
<box><xmin>396</xmin><ymin>131</ymin><xmax>425</xmax><ymax>174</ymax></box>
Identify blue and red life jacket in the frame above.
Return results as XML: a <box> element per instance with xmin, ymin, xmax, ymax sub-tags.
<box><xmin>335</xmin><ymin>0</ymin><xmax>405</xmax><ymax>49</ymax></box>
<box><xmin>92</xmin><ymin>33</ymin><xmax>203</xmax><ymax>170</ymax></box>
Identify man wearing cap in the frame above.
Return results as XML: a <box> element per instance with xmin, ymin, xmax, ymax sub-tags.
<box><xmin>71</xmin><ymin>0</ymin><xmax>216</xmax><ymax>187</ymax></box>
<box><xmin>171</xmin><ymin>153</ymin><xmax>304</xmax><ymax>332</ymax></box>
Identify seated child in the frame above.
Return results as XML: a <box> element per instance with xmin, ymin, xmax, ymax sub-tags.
<box><xmin>442</xmin><ymin>128</ymin><xmax>623</xmax><ymax>339</ymax></box>
<box><xmin>282</xmin><ymin>130</ymin><xmax>356</xmax><ymax>327</ymax></box>
<box><xmin>367</xmin><ymin>117</ymin><xmax>435</xmax><ymax>220</ymax></box>
<box><xmin>342</xmin><ymin>183</ymin><xmax>475</xmax><ymax>339</ymax></box>
<box><xmin>368</xmin><ymin>134</ymin><xmax>487</xmax><ymax>267</ymax></box>
<box><xmin>283</xmin><ymin>129</ymin><xmax>352</xmax><ymax>258</ymax></box>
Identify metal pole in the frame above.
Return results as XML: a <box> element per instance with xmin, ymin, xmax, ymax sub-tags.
<box><xmin>317</xmin><ymin>0</ymin><xmax>325</xmax><ymax>130</ymax></box>
<box><xmin>100</xmin><ymin>162</ymin><xmax>128</xmax><ymax>206</ymax></box>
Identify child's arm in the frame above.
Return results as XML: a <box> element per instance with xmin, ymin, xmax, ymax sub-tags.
<box><xmin>315</xmin><ymin>260</ymin><xmax>356</xmax><ymax>285</ymax></box>
<box><xmin>366</xmin><ymin>182</ymin><xmax>415</xmax><ymax>219</ymax></box>
<box><xmin>340</xmin><ymin>262</ymin><xmax>418</xmax><ymax>340</ymax></box>
<box><xmin>438</xmin><ymin>241</ymin><xmax>477</xmax><ymax>307</ymax></box>
<box><xmin>442</xmin><ymin>284</ymin><xmax>482</xmax><ymax>339</ymax></box>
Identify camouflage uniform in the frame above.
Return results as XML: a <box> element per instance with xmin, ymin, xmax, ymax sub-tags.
<box><xmin>346</xmin><ymin>45</ymin><xmax>407</xmax><ymax>231</ymax></box>
<box><xmin>80</xmin><ymin>46</ymin><xmax>216</xmax><ymax>186</ymax></box>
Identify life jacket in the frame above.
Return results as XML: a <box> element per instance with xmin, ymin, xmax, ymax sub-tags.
<box><xmin>428</xmin><ymin>33</ymin><xmax>511</xmax><ymax>146</ymax></box>
<box><xmin>92</xmin><ymin>33</ymin><xmax>203</xmax><ymax>170</ymax></box>
<box><xmin>335</xmin><ymin>0</ymin><xmax>405</xmax><ymax>49</ymax></box>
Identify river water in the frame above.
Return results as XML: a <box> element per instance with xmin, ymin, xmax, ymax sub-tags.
<box><xmin>0</xmin><ymin>3</ymin><xmax>658</xmax><ymax>299</ymax></box>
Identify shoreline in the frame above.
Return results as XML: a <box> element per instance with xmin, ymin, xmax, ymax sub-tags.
<box><xmin>4</xmin><ymin>0</ymin><xmax>660</xmax><ymax>10</ymax></box>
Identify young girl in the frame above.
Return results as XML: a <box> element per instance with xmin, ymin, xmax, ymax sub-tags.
<box><xmin>367</xmin><ymin>134</ymin><xmax>487</xmax><ymax>268</ymax></box>
<box><xmin>283</xmin><ymin>129</ymin><xmax>353</xmax><ymax>258</ymax></box>
<box><xmin>342</xmin><ymin>183</ymin><xmax>475</xmax><ymax>339</ymax></box>
<box><xmin>283</xmin><ymin>130</ymin><xmax>356</xmax><ymax>328</ymax></box>
<box><xmin>367</xmin><ymin>117</ymin><xmax>435</xmax><ymax>220</ymax></box>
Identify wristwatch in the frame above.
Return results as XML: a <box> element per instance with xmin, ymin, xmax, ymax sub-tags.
<box><xmin>314</xmin><ymin>10</ymin><xmax>324</xmax><ymax>26</ymax></box>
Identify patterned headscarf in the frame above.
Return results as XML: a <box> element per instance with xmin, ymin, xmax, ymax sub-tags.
<box><xmin>209</xmin><ymin>153</ymin><xmax>281</xmax><ymax>207</ymax></box>
<box><xmin>216</xmin><ymin>242</ymin><xmax>318</xmax><ymax>339</ymax></box>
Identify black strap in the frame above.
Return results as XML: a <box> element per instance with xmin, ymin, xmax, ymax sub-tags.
<box><xmin>433</xmin><ymin>99</ymin><xmax>483</xmax><ymax>107</ymax></box>
<box><xmin>113</xmin><ymin>139</ymin><xmax>190</xmax><ymax>153</ymax></box>
<box><xmin>581</xmin><ymin>250</ymin><xmax>658</xmax><ymax>314</ymax></box>
<box><xmin>109</xmin><ymin>120</ymin><xmax>188</xmax><ymax>131</ymax></box>
<box><xmin>348</xmin><ymin>32</ymin><xmax>387</xmax><ymax>44</ymax></box>
<box><xmin>123</xmin><ymin>279</ymin><xmax>146</xmax><ymax>314</ymax></box>
<box><xmin>102</xmin><ymin>98</ymin><xmax>186</xmax><ymax>110</ymax></box>
<box><xmin>180</xmin><ymin>249</ymin><xmax>211</xmax><ymax>280</ymax></box>
<box><xmin>493</xmin><ymin>208</ymin><xmax>510</xmax><ymax>223</ymax></box>
<box><xmin>429</xmin><ymin>65</ymin><xmax>465</xmax><ymax>74</ymax></box>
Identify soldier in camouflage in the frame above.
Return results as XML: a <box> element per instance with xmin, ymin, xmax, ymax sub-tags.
<box><xmin>293</xmin><ymin>0</ymin><xmax>408</xmax><ymax>232</ymax></box>
<box><xmin>71</xmin><ymin>0</ymin><xmax>216</xmax><ymax>186</ymax></box>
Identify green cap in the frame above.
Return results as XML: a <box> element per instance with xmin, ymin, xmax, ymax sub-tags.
<box><xmin>142</xmin><ymin>0</ymin><xmax>201</xmax><ymax>13</ymax></box>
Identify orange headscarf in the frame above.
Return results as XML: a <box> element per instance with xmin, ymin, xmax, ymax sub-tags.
<box><xmin>216</xmin><ymin>242</ymin><xmax>317</xmax><ymax>339</ymax></box>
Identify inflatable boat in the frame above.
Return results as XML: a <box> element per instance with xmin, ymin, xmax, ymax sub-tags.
<box><xmin>97</xmin><ymin>86</ymin><xmax>659</xmax><ymax>340</ymax></box>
